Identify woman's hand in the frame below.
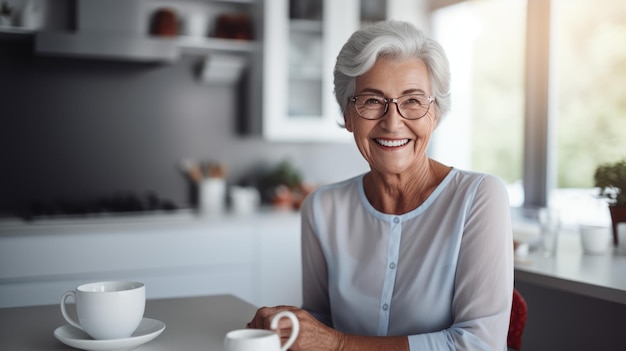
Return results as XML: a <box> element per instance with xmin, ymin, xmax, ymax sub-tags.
<box><xmin>247</xmin><ymin>305</ymin><xmax>344</xmax><ymax>351</ymax></box>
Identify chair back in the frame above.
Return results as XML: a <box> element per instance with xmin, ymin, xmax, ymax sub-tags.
<box><xmin>507</xmin><ymin>288</ymin><xmax>528</xmax><ymax>350</ymax></box>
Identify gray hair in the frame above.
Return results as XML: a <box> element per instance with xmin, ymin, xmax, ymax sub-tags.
<box><xmin>334</xmin><ymin>20</ymin><xmax>451</xmax><ymax>121</ymax></box>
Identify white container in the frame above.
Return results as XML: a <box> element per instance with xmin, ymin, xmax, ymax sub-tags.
<box><xmin>230</xmin><ymin>186</ymin><xmax>260</xmax><ymax>215</ymax></box>
<box><xmin>200</xmin><ymin>178</ymin><xmax>226</xmax><ymax>215</ymax></box>
<box><xmin>579</xmin><ymin>225</ymin><xmax>611</xmax><ymax>255</ymax></box>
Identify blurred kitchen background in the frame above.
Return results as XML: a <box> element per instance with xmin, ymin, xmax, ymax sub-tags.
<box><xmin>0</xmin><ymin>0</ymin><xmax>393</xmax><ymax>218</ymax></box>
<box><xmin>3</xmin><ymin>0</ymin><xmax>624</xmax><ymax>222</ymax></box>
<box><xmin>2</xmin><ymin>2</ymin><xmax>626</xmax><ymax>349</ymax></box>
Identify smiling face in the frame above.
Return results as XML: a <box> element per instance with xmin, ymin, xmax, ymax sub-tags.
<box><xmin>345</xmin><ymin>57</ymin><xmax>438</xmax><ymax>177</ymax></box>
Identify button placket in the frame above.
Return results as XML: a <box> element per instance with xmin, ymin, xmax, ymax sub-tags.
<box><xmin>377</xmin><ymin>216</ymin><xmax>402</xmax><ymax>336</ymax></box>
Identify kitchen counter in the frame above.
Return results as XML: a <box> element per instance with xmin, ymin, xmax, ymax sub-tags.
<box><xmin>0</xmin><ymin>209</ymin><xmax>198</xmax><ymax>229</ymax></box>
<box><xmin>513</xmin><ymin>229</ymin><xmax>626</xmax><ymax>305</ymax></box>
<box><xmin>512</xmin><ymin>229</ymin><xmax>626</xmax><ymax>350</ymax></box>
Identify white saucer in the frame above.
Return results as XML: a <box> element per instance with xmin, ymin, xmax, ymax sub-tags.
<box><xmin>54</xmin><ymin>318</ymin><xmax>166</xmax><ymax>351</ymax></box>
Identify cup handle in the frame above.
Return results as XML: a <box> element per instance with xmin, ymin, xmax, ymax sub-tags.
<box><xmin>60</xmin><ymin>290</ymin><xmax>84</xmax><ymax>331</ymax></box>
<box><xmin>270</xmin><ymin>311</ymin><xmax>300</xmax><ymax>351</ymax></box>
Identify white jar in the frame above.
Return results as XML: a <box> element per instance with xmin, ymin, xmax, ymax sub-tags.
<box><xmin>199</xmin><ymin>178</ymin><xmax>226</xmax><ymax>215</ymax></box>
<box><xmin>579</xmin><ymin>224</ymin><xmax>611</xmax><ymax>255</ymax></box>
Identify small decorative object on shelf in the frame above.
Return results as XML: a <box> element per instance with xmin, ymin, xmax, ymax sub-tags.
<box><xmin>0</xmin><ymin>1</ymin><xmax>13</xmax><ymax>26</ymax></box>
<box><xmin>213</xmin><ymin>13</ymin><xmax>252</xmax><ymax>40</ymax></box>
<box><xmin>150</xmin><ymin>8</ymin><xmax>179</xmax><ymax>37</ymax></box>
<box><xmin>594</xmin><ymin>158</ymin><xmax>626</xmax><ymax>246</ymax></box>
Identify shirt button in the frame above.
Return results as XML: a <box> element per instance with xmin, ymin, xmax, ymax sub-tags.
<box><xmin>382</xmin><ymin>304</ymin><xmax>389</xmax><ymax>311</ymax></box>
<box><xmin>393</xmin><ymin>217</ymin><xmax>400</xmax><ymax>223</ymax></box>
<box><xmin>389</xmin><ymin>262</ymin><xmax>396</xmax><ymax>269</ymax></box>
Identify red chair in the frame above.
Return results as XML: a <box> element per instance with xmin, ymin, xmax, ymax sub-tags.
<box><xmin>507</xmin><ymin>288</ymin><xmax>528</xmax><ymax>350</ymax></box>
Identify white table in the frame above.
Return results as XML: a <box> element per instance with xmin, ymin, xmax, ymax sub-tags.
<box><xmin>0</xmin><ymin>294</ymin><xmax>258</xmax><ymax>350</ymax></box>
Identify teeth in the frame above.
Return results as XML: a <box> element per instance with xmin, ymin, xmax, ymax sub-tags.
<box><xmin>376</xmin><ymin>139</ymin><xmax>409</xmax><ymax>147</ymax></box>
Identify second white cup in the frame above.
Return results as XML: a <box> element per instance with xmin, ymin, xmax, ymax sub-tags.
<box><xmin>60</xmin><ymin>281</ymin><xmax>145</xmax><ymax>340</ymax></box>
<box><xmin>224</xmin><ymin>311</ymin><xmax>299</xmax><ymax>351</ymax></box>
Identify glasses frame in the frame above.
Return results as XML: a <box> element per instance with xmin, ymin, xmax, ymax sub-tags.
<box><xmin>350</xmin><ymin>94</ymin><xmax>436</xmax><ymax>120</ymax></box>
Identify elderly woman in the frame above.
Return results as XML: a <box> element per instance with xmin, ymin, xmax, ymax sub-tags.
<box><xmin>248</xmin><ymin>20</ymin><xmax>514</xmax><ymax>350</ymax></box>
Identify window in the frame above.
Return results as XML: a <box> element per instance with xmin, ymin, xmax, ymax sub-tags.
<box><xmin>430</xmin><ymin>0</ymin><xmax>626</xmax><ymax>227</ymax></box>
<box><xmin>552</xmin><ymin>0</ymin><xmax>626</xmax><ymax>224</ymax></box>
<box><xmin>430</xmin><ymin>0</ymin><xmax>526</xmax><ymax>206</ymax></box>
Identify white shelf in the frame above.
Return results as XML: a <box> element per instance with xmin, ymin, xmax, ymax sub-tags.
<box><xmin>1</xmin><ymin>27</ymin><xmax>257</xmax><ymax>58</ymax></box>
<box><xmin>176</xmin><ymin>36</ymin><xmax>257</xmax><ymax>54</ymax></box>
<box><xmin>0</xmin><ymin>26</ymin><xmax>35</xmax><ymax>35</ymax></box>
<box><xmin>175</xmin><ymin>0</ymin><xmax>255</xmax><ymax>4</ymax></box>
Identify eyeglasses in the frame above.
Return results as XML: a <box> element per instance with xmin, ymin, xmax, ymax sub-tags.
<box><xmin>350</xmin><ymin>94</ymin><xmax>435</xmax><ymax>120</ymax></box>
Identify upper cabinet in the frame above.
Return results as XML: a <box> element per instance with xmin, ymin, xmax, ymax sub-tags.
<box><xmin>253</xmin><ymin>0</ymin><xmax>424</xmax><ymax>142</ymax></box>
<box><xmin>253</xmin><ymin>0</ymin><xmax>359</xmax><ymax>142</ymax></box>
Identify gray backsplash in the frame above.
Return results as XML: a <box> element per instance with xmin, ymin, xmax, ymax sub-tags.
<box><xmin>0</xmin><ymin>38</ymin><xmax>367</xmax><ymax>216</ymax></box>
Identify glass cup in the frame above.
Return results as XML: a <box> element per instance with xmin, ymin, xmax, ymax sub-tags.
<box><xmin>617</xmin><ymin>223</ymin><xmax>626</xmax><ymax>254</ymax></box>
<box><xmin>538</xmin><ymin>208</ymin><xmax>561</xmax><ymax>258</ymax></box>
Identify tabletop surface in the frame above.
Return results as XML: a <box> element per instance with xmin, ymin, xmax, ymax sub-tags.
<box><xmin>513</xmin><ymin>231</ymin><xmax>626</xmax><ymax>305</ymax></box>
<box><xmin>0</xmin><ymin>294</ymin><xmax>259</xmax><ymax>351</ymax></box>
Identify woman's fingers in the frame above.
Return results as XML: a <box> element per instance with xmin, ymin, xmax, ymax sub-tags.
<box><xmin>247</xmin><ymin>307</ymin><xmax>343</xmax><ymax>350</ymax></box>
<box><xmin>247</xmin><ymin>305</ymin><xmax>297</xmax><ymax>330</ymax></box>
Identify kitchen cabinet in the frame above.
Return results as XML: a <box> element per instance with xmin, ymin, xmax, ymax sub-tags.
<box><xmin>251</xmin><ymin>0</ymin><xmax>359</xmax><ymax>142</ymax></box>
<box><xmin>0</xmin><ymin>210</ymin><xmax>302</xmax><ymax>309</ymax></box>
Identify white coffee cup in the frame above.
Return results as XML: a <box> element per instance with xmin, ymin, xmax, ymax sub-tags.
<box><xmin>224</xmin><ymin>311</ymin><xmax>299</xmax><ymax>351</ymax></box>
<box><xmin>60</xmin><ymin>281</ymin><xmax>145</xmax><ymax>340</ymax></box>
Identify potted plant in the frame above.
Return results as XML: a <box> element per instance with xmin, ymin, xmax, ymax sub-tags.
<box><xmin>259</xmin><ymin>160</ymin><xmax>315</xmax><ymax>210</ymax></box>
<box><xmin>594</xmin><ymin>158</ymin><xmax>626</xmax><ymax>246</ymax></box>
